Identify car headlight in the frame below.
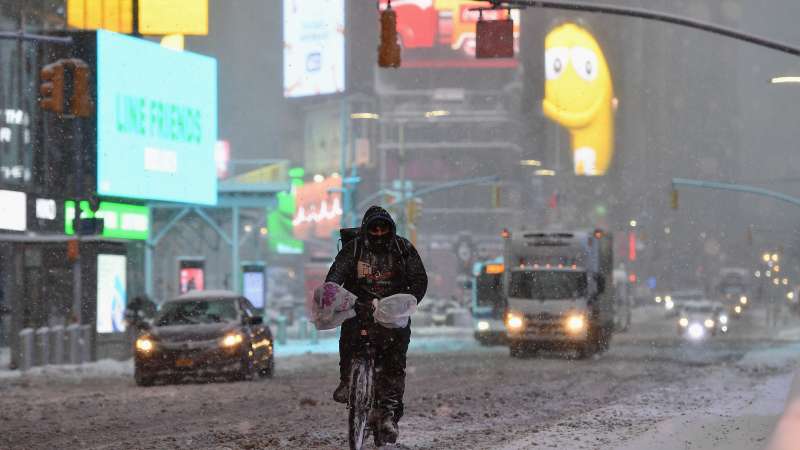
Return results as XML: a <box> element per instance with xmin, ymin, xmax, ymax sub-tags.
<box><xmin>679</xmin><ymin>317</ymin><xmax>689</xmax><ymax>327</ymax></box>
<box><xmin>477</xmin><ymin>321</ymin><xmax>490</xmax><ymax>332</ymax></box>
<box><xmin>719</xmin><ymin>315</ymin><xmax>728</xmax><ymax>324</ymax></box>
<box><xmin>704</xmin><ymin>319</ymin><xmax>715</xmax><ymax>328</ymax></box>
<box><xmin>221</xmin><ymin>333</ymin><xmax>244</xmax><ymax>348</ymax></box>
<box><xmin>506</xmin><ymin>312</ymin><xmax>524</xmax><ymax>330</ymax></box>
<box><xmin>655</xmin><ymin>296</ymin><xmax>662</xmax><ymax>303</ymax></box>
<box><xmin>665</xmin><ymin>295</ymin><xmax>672</xmax><ymax>302</ymax></box>
<box><xmin>564</xmin><ymin>314</ymin><xmax>586</xmax><ymax>334</ymax></box>
<box><xmin>135</xmin><ymin>337</ymin><xmax>155</xmax><ymax>353</ymax></box>
<box><xmin>740</xmin><ymin>296</ymin><xmax>748</xmax><ymax>305</ymax></box>
<box><xmin>734</xmin><ymin>305</ymin><xmax>742</xmax><ymax>314</ymax></box>
<box><xmin>665</xmin><ymin>301</ymin><xmax>674</xmax><ymax>310</ymax></box>
<box><xmin>688</xmin><ymin>323</ymin><xmax>704</xmax><ymax>339</ymax></box>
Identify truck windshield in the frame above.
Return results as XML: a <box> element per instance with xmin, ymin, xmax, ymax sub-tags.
<box><xmin>509</xmin><ymin>271</ymin><xmax>588</xmax><ymax>300</ymax></box>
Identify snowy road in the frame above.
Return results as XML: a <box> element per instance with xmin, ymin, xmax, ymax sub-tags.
<box><xmin>2</xmin><ymin>308</ymin><xmax>799</xmax><ymax>450</ymax></box>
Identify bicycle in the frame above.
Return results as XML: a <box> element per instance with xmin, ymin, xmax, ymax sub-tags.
<box><xmin>347</xmin><ymin>301</ymin><xmax>388</xmax><ymax>450</ymax></box>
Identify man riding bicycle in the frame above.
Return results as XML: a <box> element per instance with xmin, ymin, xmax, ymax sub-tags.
<box><xmin>325</xmin><ymin>205</ymin><xmax>428</xmax><ymax>443</ymax></box>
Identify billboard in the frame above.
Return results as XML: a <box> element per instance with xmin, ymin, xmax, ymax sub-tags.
<box><xmin>179</xmin><ymin>259</ymin><xmax>205</xmax><ymax>294</ymax></box>
<box><xmin>283</xmin><ymin>0</ymin><xmax>346</xmax><ymax>97</ymax></box>
<box><xmin>293</xmin><ymin>176</ymin><xmax>343</xmax><ymax>240</ymax></box>
<box><xmin>378</xmin><ymin>0</ymin><xmax>519</xmax><ymax>68</ymax></box>
<box><xmin>96</xmin><ymin>30</ymin><xmax>218</xmax><ymax>205</ymax></box>
<box><xmin>68</xmin><ymin>0</ymin><xmax>208</xmax><ymax>35</ymax></box>
<box><xmin>96</xmin><ymin>254</ymin><xmax>127</xmax><ymax>333</ymax></box>
<box><xmin>65</xmin><ymin>200</ymin><xmax>149</xmax><ymax>240</ymax></box>
<box><xmin>0</xmin><ymin>190</ymin><xmax>26</xmax><ymax>231</ymax></box>
<box><xmin>542</xmin><ymin>23</ymin><xmax>615</xmax><ymax>176</ymax></box>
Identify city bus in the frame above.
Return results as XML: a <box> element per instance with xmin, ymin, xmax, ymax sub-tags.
<box><xmin>471</xmin><ymin>257</ymin><xmax>506</xmax><ymax>345</ymax></box>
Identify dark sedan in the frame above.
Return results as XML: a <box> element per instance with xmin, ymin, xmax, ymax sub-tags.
<box><xmin>134</xmin><ymin>290</ymin><xmax>274</xmax><ymax>386</ymax></box>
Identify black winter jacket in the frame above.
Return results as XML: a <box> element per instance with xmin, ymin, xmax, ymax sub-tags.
<box><xmin>325</xmin><ymin>206</ymin><xmax>428</xmax><ymax>304</ymax></box>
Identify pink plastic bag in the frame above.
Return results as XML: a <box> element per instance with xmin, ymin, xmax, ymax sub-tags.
<box><xmin>309</xmin><ymin>282</ymin><xmax>357</xmax><ymax>330</ymax></box>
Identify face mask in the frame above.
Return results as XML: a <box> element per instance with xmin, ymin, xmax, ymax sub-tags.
<box><xmin>368</xmin><ymin>232</ymin><xmax>392</xmax><ymax>250</ymax></box>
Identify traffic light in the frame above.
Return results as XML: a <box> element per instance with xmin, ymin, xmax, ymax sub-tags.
<box><xmin>670</xmin><ymin>189</ymin><xmax>679</xmax><ymax>209</ymax></box>
<box><xmin>40</xmin><ymin>61</ymin><xmax>65</xmax><ymax>113</ymax></box>
<box><xmin>378</xmin><ymin>4</ymin><xmax>401</xmax><ymax>68</ymax></box>
<box><xmin>406</xmin><ymin>198</ymin><xmax>422</xmax><ymax>224</ymax></box>
<box><xmin>39</xmin><ymin>58</ymin><xmax>93</xmax><ymax>117</ymax></box>
<box><xmin>491</xmin><ymin>185</ymin><xmax>502</xmax><ymax>208</ymax></box>
<box><xmin>70</xmin><ymin>59</ymin><xmax>92</xmax><ymax>117</ymax></box>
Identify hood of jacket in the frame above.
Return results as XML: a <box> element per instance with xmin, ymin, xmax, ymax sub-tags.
<box><xmin>360</xmin><ymin>205</ymin><xmax>396</xmax><ymax>236</ymax></box>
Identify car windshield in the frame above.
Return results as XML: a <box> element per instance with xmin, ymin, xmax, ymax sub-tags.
<box><xmin>509</xmin><ymin>271</ymin><xmax>587</xmax><ymax>300</ymax></box>
<box><xmin>155</xmin><ymin>299</ymin><xmax>239</xmax><ymax>326</ymax></box>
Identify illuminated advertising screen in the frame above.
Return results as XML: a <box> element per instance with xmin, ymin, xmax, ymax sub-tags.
<box><xmin>0</xmin><ymin>190</ymin><xmax>26</xmax><ymax>231</ymax></box>
<box><xmin>378</xmin><ymin>0</ymin><xmax>519</xmax><ymax>68</ymax></box>
<box><xmin>96</xmin><ymin>254</ymin><xmax>127</xmax><ymax>333</ymax></box>
<box><xmin>283</xmin><ymin>0</ymin><xmax>346</xmax><ymax>97</ymax></box>
<box><xmin>96</xmin><ymin>30</ymin><xmax>218</xmax><ymax>205</ymax></box>
<box><xmin>293</xmin><ymin>176</ymin><xmax>342</xmax><ymax>240</ymax></box>
<box><xmin>179</xmin><ymin>259</ymin><xmax>205</xmax><ymax>294</ymax></box>
<box><xmin>65</xmin><ymin>200</ymin><xmax>149</xmax><ymax>240</ymax></box>
<box><xmin>243</xmin><ymin>269</ymin><xmax>266</xmax><ymax>309</ymax></box>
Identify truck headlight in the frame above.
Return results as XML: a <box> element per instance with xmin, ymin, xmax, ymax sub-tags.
<box><xmin>477</xmin><ymin>321</ymin><xmax>490</xmax><ymax>332</ymax></box>
<box><xmin>565</xmin><ymin>314</ymin><xmax>586</xmax><ymax>334</ymax></box>
<box><xmin>135</xmin><ymin>337</ymin><xmax>155</xmax><ymax>353</ymax></box>
<box><xmin>506</xmin><ymin>312</ymin><xmax>524</xmax><ymax>330</ymax></box>
<box><xmin>221</xmin><ymin>332</ymin><xmax>244</xmax><ymax>348</ymax></box>
<box><xmin>679</xmin><ymin>317</ymin><xmax>689</xmax><ymax>327</ymax></box>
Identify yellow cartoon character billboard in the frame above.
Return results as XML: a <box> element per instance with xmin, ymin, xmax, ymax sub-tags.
<box><xmin>542</xmin><ymin>23</ymin><xmax>615</xmax><ymax>176</ymax></box>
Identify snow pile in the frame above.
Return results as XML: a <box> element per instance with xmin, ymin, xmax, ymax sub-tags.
<box><xmin>737</xmin><ymin>341</ymin><xmax>800</xmax><ymax>372</ymax></box>
<box><xmin>0</xmin><ymin>358</ymin><xmax>133</xmax><ymax>380</ymax></box>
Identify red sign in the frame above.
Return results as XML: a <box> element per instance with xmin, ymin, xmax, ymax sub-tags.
<box><xmin>293</xmin><ymin>176</ymin><xmax>343</xmax><ymax>240</ymax></box>
<box><xmin>180</xmin><ymin>268</ymin><xmax>205</xmax><ymax>294</ymax></box>
<box><xmin>379</xmin><ymin>0</ymin><xmax>519</xmax><ymax>68</ymax></box>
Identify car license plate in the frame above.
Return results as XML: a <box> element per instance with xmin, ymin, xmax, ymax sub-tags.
<box><xmin>175</xmin><ymin>358</ymin><xmax>193</xmax><ymax>367</ymax></box>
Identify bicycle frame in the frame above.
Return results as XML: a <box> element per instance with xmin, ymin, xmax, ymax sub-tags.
<box><xmin>348</xmin><ymin>302</ymin><xmax>379</xmax><ymax>450</ymax></box>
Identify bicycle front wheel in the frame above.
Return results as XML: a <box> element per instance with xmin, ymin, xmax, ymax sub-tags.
<box><xmin>348</xmin><ymin>356</ymin><xmax>375</xmax><ymax>450</ymax></box>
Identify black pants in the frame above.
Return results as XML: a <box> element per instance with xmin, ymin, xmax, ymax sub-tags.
<box><xmin>339</xmin><ymin>316</ymin><xmax>411</xmax><ymax>422</ymax></box>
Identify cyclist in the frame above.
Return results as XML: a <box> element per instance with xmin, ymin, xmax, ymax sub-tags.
<box><xmin>325</xmin><ymin>205</ymin><xmax>428</xmax><ymax>443</ymax></box>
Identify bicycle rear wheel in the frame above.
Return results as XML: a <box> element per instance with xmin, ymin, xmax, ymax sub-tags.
<box><xmin>348</xmin><ymin>356</ymin><xmax>375</xmax><ymax>450</ymax></box>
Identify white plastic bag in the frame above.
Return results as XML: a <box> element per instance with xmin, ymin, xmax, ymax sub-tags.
<box><xmin>309</xmin><ymin>282</ymin><xmax>357</xmax><ymax>330</ymax></box>
<box><xmin>372</xmin><ymin>293</ymin><xmax>417</xmax><ymax>329</ymax></box>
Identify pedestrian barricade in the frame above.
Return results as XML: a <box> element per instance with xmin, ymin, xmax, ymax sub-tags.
<box><xmin>17</xmin><ymin>324</ymin><xmax>93</xmax><ymax>371</ymax></box>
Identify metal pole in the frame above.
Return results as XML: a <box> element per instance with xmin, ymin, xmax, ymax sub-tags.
<box><xmin>231</xmin><ymin>205</ymin><xmax>240</xmax><ymax>293</ymax></box>
<box><xmin>144</xmin><ymin>242</ymin><xmax>153</xmax><ymax>297</ymax></box>
<box><xmin>490</xmin><ymin>0</ymin><xmax>800</xmax><ymax>58</ymax></box>
<box><xmin>131</xmin><ymin>0</ymin><xmax>141</xmax><ymax>37</ymax></box>
<box><xmin>672</xmin><ymin>178</ymin><xmax>800</xmax><ymax>209</ymax></box>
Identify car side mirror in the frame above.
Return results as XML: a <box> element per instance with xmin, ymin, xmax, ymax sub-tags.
<box><xmin>244</xmin><ymin>316</ymin><xmax>263</xmax><ymax>326</ymax></box>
